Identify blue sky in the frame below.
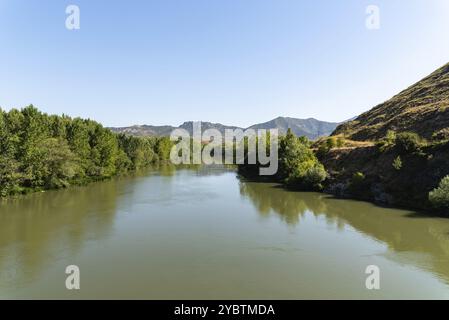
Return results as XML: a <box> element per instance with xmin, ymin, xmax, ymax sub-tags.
<box><xmin>1</xmin><ymin>0</ymin><xmax>449</xmax><ymax>127</ymax></box>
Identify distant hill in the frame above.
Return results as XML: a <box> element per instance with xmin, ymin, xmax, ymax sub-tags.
<box><xmin>249</xmin><ymin>117</ymin><xmax>339</xmax><ymax>140</ymax></box>
<box><xmin>110</xmin><ymin>121</ymin><xmax>240</xmax><ymax>137</ymax></box>
<box><xmin>178</xmin><ymin>121</ymin><xmax>242</xmax><ymax>136</ymax></box>
<box><xmin>110</xmin><ymin>117</ymin><xmax>340</xmax><ymax>140</ymax></box>
<box><xmin>332</xmin><ymin>62</ymin><xmax>449</xmax><ymax>141</ymax></box>
<box><xmin>110</xmin><ymin>125</ymin><xmax>176</xmax><ymax>137</ymax></box>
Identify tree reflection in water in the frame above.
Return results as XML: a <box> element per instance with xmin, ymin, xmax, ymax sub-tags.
<box><xmin>239</xmin><ymin>180</ymin><xmax>449</xmax><ymax>285</ymax></box>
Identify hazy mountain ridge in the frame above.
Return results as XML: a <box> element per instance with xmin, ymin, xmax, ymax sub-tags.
<box><xmin>332</xmin><ymin>62</ymin><xmax>449</xmax><ymax>141</ymax></box>
<box><xmin>110</xmin><ymin>125</ymin><xmax>176</xmax><ymax>137</ymax></box>
<box><xmin>110</xmin><ymin>117</ymin><xmax>340</xmax><ymax>140</ymax></box>
<box><xmin>249</xmin><ymin>117</ymin><xmax>339</xmax><ymax>139</ymax></box>
<box><xmin>178</xmin><ymin>121</ymin><xmax>242</xmax><ymax>135</ymax></box>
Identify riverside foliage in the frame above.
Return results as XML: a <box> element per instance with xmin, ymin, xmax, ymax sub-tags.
<box><xmin>238</xmin><ymin>129</ymin><xmax>327</xmax><ymax>190</ymax></box>
<box><xmin>0</xmin><ymin>105</ymin><xmax>172</xmax><ymax>196</ymax></box>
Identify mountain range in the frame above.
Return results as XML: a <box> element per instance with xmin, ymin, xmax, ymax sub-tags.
<box><xmin>110</xmin><ymin>117</ymin><xmax>340</xmax><ymax>140</ymax></box>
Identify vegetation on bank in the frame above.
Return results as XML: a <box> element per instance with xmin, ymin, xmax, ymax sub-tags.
<box><xmin>0</xmin><ymin>105</ymin><xmax>173</xmax><ymax>196</ymax></box>
<box><xmin>238</xmin><ymin>62</ymin><xmax>449</xmax><ymax>215</ymax></box>
<box><xmin>2</xmin><ymin>105</ymin><xmax>448</xmax><ymax>215</ymax></box>
<box><xmin>238</xmin><ymin>126</ymin><xmax>449</xmax><ymax>215</ymax></box>
<box><xmin>317</xmin><ymin>129</ymin><xmax>449</xmax><ymax>215</ymax></box>
<box><xmin>238</xmin><ymin>129</ymin><xmax>327</xmax><ymax>191</ymax></box>
<box><xmin>429</xmin><ymin>176</ymin><xmax>449</xmax><ymax>210</ymax></box>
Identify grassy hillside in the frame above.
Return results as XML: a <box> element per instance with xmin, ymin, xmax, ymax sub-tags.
<box><xmin>333</xmin><ymin>62</ymin><xmax>449</xmax><ymax>141</ymax></box>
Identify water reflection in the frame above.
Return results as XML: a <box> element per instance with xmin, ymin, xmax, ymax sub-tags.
<box><xmin>1</xmin><ymin>167</ymin><xmax>449</xmax><ymax>298</ymax></box>
<box><xmin>147</xmin><ymin>163</ymin><xmax>235</xmax><ymax>177</ymax></box>
<box><xmin>0</xmin><ymin>180</ymin><xmax>121</xmax><ymax>288</ymax></box>
<box><xmin>0</xmin><ymin>165</ymin><xmax>233</xmax><ymax>291</ymax></box>
<box><xmin>239</xmin><ymin>180</ymin><xmax>449</xmax><ymax>284</ymax></box>
<box><xmin>239</xmin><ymin>182</ymin><xmax>328</xmax><ymax>225</ymax></box>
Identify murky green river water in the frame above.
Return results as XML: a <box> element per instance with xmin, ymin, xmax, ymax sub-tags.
<box><xmin>1</xmin><ymin>166</ymin><xmax>449</xmax><ymax>299</ymax></box>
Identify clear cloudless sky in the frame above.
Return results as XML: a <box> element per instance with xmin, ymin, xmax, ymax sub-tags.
<box><xmin>1</xmin><ymin>0</ymin><xmax>449</xmax><ymax>127</ymax></box>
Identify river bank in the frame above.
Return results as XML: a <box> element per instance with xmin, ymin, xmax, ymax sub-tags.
<box><xmin>318</xmin><ymin>142</ymin><xmax>449</xmax><ymax>215</ymax></box>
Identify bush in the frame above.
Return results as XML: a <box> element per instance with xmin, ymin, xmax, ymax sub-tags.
<box><xmin>395</xmin><ymin>132</ymin><xmax>424</xmax><ymax>154</ymax></box>
<box><xmin>376</xmin><ymin>130</ymin><xmax>396</xmax><ymax>152</ymax></box>
<box><xmin>326</xmin><ymin>137</ymin><xmax>337</xmax><ymax>149</ymax></box>
<box><xmin>316</xmin><ymin>143</ymin><xmax>330</xmax><ymax>158</ymax></box>
<box><xmin>316</xmin><ymin>137</ymin><xmax>338</xmax><ymax>157</ymax></box>
<box><xmin>279</xmin><ymin>129</ymin><xmax>327</xmax><ymax>190</ymax></box>
<box><xmin>351</xmin><ymin>172</ymin><xmax>365</xmax><ymax>185</ymax></box>
<box><xmin>336</xmin><ymin>137</ymin><xmax>345</xmax><ymax>148</ymax></box>
<box><xmin>302</xmin><ymin>163</ymin><xmax>327</xmax><ymax>190</ymax></box>
<box><xmin>429</xmin><ymin>176</ymin><xmax>449</xmax><ymax>210</ymax></box>
<box><xmin>392</xmin><ymin>156</ymin><xmax>402</xmax><ymax>170</ymax></box>
<box><xmin>348</xmin><ymin>172</ymin><xmax>368</xmax><ymax>197</ymax></box>
<box><xmin>432</xmin><ymin>128</ymin><xmax>449</xmax><ymax>141</ymax></box>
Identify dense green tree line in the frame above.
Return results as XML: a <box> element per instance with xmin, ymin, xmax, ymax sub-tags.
<box><xmin>0</xmin><ymin>105</ymin><xmax>173</xmax><ymax>196</ymax></box>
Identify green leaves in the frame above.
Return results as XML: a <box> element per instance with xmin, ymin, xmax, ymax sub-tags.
<box><xmin>392</xmin><ymin>156</ymin><xmax>402</xmax><ymax>171</ymax></box>
<box><xmin>429</xmin><ymin>175</ymin><xmax>449</xmax><ymax>210</ymax></box>
<box><xmin>0</xmin><ymin>106</ymin><xmax>161</xmax><ymax>196</ymax></box>
<box><xmin>278</xmin><ymin>129</ymin><xmax>327</xmax><ymax>190</ymax></box>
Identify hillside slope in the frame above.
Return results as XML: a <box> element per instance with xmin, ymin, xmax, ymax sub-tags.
<box><xmin>333</xmin><ymin>62</ymin><xmax>449</xmax><ymax>141</ymax></box>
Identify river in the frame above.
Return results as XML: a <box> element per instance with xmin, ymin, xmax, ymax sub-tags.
<box><xmin>1</xmin><ymin>166</ymin><xmax>449</xmax><ymax>299</ymax></box>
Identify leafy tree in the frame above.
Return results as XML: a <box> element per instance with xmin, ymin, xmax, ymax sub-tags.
<box><xmin>155</xmin><ymin>137</ymin><xmax>173</xmax><ymax>161</ymax></box>
<box><xmin>279</xmin><ymin>129</ymin><xmax>327</xmax><ymax>190</ymax></box>
<box><xmin>37</xmin><ymin>138</ymin><xmax>79</xmax><ymax>188</ymax></box>
<box><xmin>0</xmin><ymin>156</ymin><xmax>24</xmax><ymax>196</ymax></box>
<box><xmin>0</xmin><ymin>106</ymin><xmax>163</xmax><ymax>196</ymax></box>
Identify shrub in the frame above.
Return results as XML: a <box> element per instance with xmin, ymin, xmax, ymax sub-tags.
<box><xmin>376</xmin><ymin>130</ymin><xmax>396</xmax><ymax>152</ymax></box>
<box><xmin>429</xmin><ymin>176</ymin><xmax>449</xmax><ymax>210</ymax></box>
<box><xmin>431</xmin><ymin>128</ymin><xmax>449</xmax><ymax>141</ymax></box>
<box><xmin>279</xmin><ymin>129</ymin><xmax>327</xmax><ymax>190</ymax></box>
<box><xmin>303</xmin><ymin>164</ymin><xmax>327</xmax><ymax>190</ymax></box>
<box><xmin>316</xmin><ymin>143</ymin><xmax>330</xmax><ymax>158</ymax></box>
<box><xmin>392</xmin><ymin>156</ymin><xmax>402</xmax><ymax>170</ymax></box>
<box><xmin>347</xmin><ymin>172</ymin><xmax>369</xmax><ymax>196</ymax></box>
<box><xmin>316</xmin><ymin>137</ymin><xmax>338</xmax><ymax>157</ymax></box>
<box><xmin>351</xmin><ymin>172</ymin><xmax>365</xmax><ymax>185</ymax></box>
<box><xmin>395</xmin><ymin>132</ymin><xmax>424</xmax><ymax>154</ymax></box>
<box><xmin>326</xmin><ymin>137</ymin><xmax>337</xmax><ymax>149</ymax></box>
<box><xmin>336</xmin><ymin>137</ymin><xmax>345</xmax><ymax>148</ymax></box>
